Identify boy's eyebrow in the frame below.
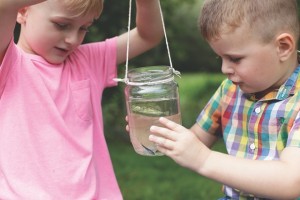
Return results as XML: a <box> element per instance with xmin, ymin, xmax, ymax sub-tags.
<box><xmin>224</xmin><ymin>54</ymin><xmax>239</xmax><ymax>57</ymax></box>
<box><xmin>50</xmin><ymin>16</ymin><xmax>74</xmax><ymax>21</ymax></box>
<box><xmin>50</xmin><ymin>16</ymin><xmax>94</xmax><ymax>25</ymax></box>
<box><xmin>223</xmin><ymin>53</ymin><xmax>243</xmax><ymax>57</ymax></box>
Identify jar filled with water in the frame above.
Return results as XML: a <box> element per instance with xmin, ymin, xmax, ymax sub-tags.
<box><xmin>125</xmin><ymin>66</ymin><xmax>181</xmax><ymax>156</ymax></box>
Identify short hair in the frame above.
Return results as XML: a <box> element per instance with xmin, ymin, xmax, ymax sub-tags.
<box><xmin>199</xmin><ymin>0</ymin><xmax>300</xmax><ymax>43</ymax></box>
<box><xmin>59</xmin><ymin>0</ymin><xmax>103</xmax><ymax>19</ymax></box>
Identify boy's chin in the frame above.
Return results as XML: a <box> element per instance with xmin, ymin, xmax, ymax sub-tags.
<box><xmin>45</xmin><ymin>56</ymin><xmax>66</xmax><ymax>65</ymax></box>
<box><xmin>238</xmin><ymin>86</ymin><xmax>257</xmax><ymax>95</ymax></box>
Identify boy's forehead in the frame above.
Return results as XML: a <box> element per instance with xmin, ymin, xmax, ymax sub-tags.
<box><xmin>47</xmin><ymin>0</ymin><xmax>78</xmax><ymax>11</ymax></box>
<box><xmin>32</xmin><ymin>0</ymin><xmax>68</xmax><ymax>11</ymax></box>
<box><xmin>36</xmin><ymin>0</ymin><xmax>98</xmax><ymax>19</ymax></box>
<box><xmin>209</xmin><ymin>24</ymin><xmax>260</xmax><ymax>51</ymax></box>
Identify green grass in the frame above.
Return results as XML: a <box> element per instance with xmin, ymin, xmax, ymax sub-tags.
<box><xmin>176</xmin><ymin>73</ymin><xmax>225</xmax><ymax>127</ymax></box>
<box><xmin>108</xmin><ymin>140</ymin><xmax>225</xmax><ymax>200</ymax></box>
<box><xmin>107</xmin><ymin>73</ymin><xmax>227</xmax><ymax>200</ymax></box>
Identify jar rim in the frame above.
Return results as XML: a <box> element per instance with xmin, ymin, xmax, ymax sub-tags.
<box><xmin>127</xmin><ymin>66</ymin><xmax>173</xmax><ymax>83</ymax></box>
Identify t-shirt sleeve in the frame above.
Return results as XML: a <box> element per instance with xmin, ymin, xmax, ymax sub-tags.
<box><xmin>0</xmin><ymin>39</ymin><xmax>19</xmax><ymax>97</ymax></box>
<box><xmin>75</xmin><ymin>37</ymin><xmax>118</xmax><ymax>89</ymax></box>
<box><xmin>196</xmin><ymin>80</ymin><xmax>229</xmax><ymax>136</ymax></box>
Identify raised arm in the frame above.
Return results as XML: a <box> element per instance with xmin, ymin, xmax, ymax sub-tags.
<box><xmin>116</xmin><ymin>0</ymin><xmax>164</xmax><ymax>64</ymax></box>
<box><xmin>0</xmin><ymin>0</ymin><xmax>46</xmax><ymax>64</ymax></box>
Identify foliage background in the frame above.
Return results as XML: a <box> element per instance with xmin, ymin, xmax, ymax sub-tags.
<box><xmin>85</xmin><ymin>0</ymin><xmax>219</xmax><ymax>72</ymax></box>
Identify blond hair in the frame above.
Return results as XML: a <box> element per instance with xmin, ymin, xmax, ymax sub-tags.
<box><xmin>199</xmin><ymin>0</ymin><xmax>299</xmax><ymax>43</ymax></box>
<box><xmin>59</xmin><ymin>0</ymin><xmax>103</xmax><ymax>19</ymax></box>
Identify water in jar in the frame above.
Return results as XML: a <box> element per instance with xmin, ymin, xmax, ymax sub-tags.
<box><xmin>127</xmin><ymin>98</ymin><xmax>181</xmax><ymax>156</ymax></box>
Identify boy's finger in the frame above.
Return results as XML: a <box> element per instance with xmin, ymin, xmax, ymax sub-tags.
<box><xmin>149</xmin><ymin>135</ymin><xmax>174</xmax><ymax>150</ymax></box>
<box><xmin>150</xmin><ymin>125</ymin><xmax>177</xmax><ymax>141</ymax></box>
<box><xmin>158</xmin><ymin>117</ymin><xmax>185</xmax><ymax>132</ymax></box>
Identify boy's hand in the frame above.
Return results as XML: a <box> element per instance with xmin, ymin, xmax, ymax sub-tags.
<box><xmin>149</xmin><ymin>117</ymin><xmax>211</xmax><ymax>172</ymax></box>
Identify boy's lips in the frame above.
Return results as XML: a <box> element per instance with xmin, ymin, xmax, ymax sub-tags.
<box><xmin>56</xmin><ymin>47</ymin><xmax>69</xmax><ymax>52</ymax></box>
<box><xmin>231</xmin><ymin>80</ymin><xmax>240</xmax><ymax>85</ymax></box>
<box><xmin>54</xmin><ymin>47</ymin><xmax>71</xmax><ymax>55</ymax></box>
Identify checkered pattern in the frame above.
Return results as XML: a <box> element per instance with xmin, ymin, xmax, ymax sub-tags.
<box><xmin>197</xmin><ymin>66</ymin><xmax>300</xmax><ymax>199</ymax></box>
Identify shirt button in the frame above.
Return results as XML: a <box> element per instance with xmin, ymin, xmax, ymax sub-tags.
<box><xmin>254</xmin><ymin>107</ymin><xmax>261</xmax><ymax>114</ymax></box>
<box><xmin>250</xmin><ymin>143</ymin><xmax>256</xmax><ymax>150</ymax></box>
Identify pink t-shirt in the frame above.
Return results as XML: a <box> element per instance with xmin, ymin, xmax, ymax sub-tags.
<box><xmin>0</xmin><ymin>38</ymin><xmax>122</xmax><ymax>200</ymax></box>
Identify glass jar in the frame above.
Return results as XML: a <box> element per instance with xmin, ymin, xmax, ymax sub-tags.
<box><xmin>125</xmin><ymin>66</ymin><xmax>181</xmax><ymax>156</ymax></box>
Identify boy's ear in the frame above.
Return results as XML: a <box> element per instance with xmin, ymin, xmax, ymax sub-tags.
<box><xmin>276</xmin><ymin>33</ymin><xmax>295</xmax><ymax>62</ymax></box>
<box><xmin>16</xmin><ymin>7</ymin><xmax>29</xmax><ymax>24</ymax></box>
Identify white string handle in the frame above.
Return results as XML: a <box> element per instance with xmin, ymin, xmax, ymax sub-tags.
<box><xmin>114</xmin><ymin>0</ymin><xmax>180</xmax><ymax>84</ymax></box>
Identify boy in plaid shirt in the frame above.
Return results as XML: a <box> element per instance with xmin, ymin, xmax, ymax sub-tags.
<box><xmin>149</xmin><ymin>0</ymin><xmax>300</xmax><ymax>199</ymax></box>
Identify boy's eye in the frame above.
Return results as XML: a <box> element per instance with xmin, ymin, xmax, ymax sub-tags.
<box><xmin>229</xmin><ymin>56</ymin><xmax>242</xmax><ymax>63</ymax></box>
<box><xmin>54</xmin><ymin>22</ymin><xmax>68</xmax><ymax>29</ymax></box>
<box><xmin>80</xmin><ymin>27</ymin><xmax>90</xmax><ymax>32</ymax></box>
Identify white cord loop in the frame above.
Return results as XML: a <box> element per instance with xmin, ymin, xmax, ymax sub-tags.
<box><xmin>126</xmin><ymin>76</ymin><xmax>175</xmax><ymax>86</ymax></box>
<box><xmin>114</xmin><ymin>0</ymin><xmax>181</xmax><ymax>84</ymax></box>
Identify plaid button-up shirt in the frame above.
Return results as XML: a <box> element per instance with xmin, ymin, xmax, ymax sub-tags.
<box><xmin>197</xmin><ymin>66</ymin><xmax>300</xmax><ymax>199</ymax></box>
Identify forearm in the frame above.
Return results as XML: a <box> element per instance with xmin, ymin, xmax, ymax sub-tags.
<box><xmin>116</xmin><ymin>0</ymin><xmax>164</xmax><ymax>63</ymax></box>
<box><xmin>190</xmin><ymin>123</ymin><xmax>218</xmax><ymax>148</ymax></box>
<box><xmin>135</xmin><ymin>0</ymin><xmax>163</xmax><ymax>45</ymax></box>
<box><xmin>198</xmin><ymin>148</ymin><xmax>300</xmax><ymax>199</ymax></box>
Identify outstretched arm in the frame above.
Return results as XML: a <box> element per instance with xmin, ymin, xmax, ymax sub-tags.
<box><xmin>149</xmin><ymin>117</ymin><xmax>300</xmax><ymax>199</ymax></box>
<box><xmin>116</xmin><ymin>0</ymin><xmax>164</xmax><ymax>64</ymax></box>
<box><xmin>0</xmin><ymin>0</ymin><xmax>46</xmax><ymax>64</ymax></box>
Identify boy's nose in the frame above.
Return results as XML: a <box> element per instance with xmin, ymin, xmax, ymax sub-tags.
<box><xmin>221</xmin><ymin>61</ymin><xmax>234</xmax><ymax>76</ymax></box>
<box><xmin>65</xmin><ymin>32</ymin><xmax>81</xmax><ymax>45</ymax></box>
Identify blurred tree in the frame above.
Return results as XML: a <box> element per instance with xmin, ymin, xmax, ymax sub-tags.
<box><xmin>84</xmin><ymin>0</ymin><xmax>219</xmax><ymax>73</ymax></box>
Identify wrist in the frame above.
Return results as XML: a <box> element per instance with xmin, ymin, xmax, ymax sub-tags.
<box><xmin>192</xmin><ymin>145</ymin><xmax>212</xmax><ymax>175</ymax></box>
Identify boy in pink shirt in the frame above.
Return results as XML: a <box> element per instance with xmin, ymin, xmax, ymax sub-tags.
<box><xmin>0</xmin><ymin>0</ymin><xmax>163</xmax><ymax>199</ymax></box>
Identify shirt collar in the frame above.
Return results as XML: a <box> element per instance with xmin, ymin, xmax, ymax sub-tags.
<box><xmin>246</xmin><ymin>65</ymin><xmax>300</xmax><ymax>101</ymax></box>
